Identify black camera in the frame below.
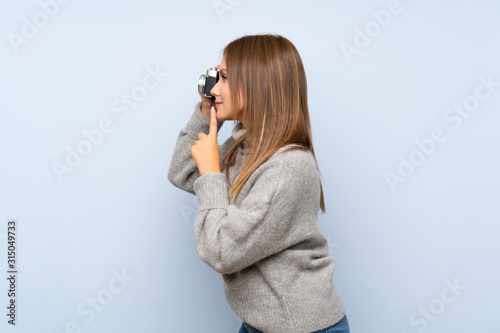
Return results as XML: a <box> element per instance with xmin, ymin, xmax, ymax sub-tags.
<box><xmin>198</xmin><ymin>68</ymin><xmax>219</xmax><ymax>98</ymax></box>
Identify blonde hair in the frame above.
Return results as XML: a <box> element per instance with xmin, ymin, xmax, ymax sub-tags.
<box><xmin>222</xmin><ymin>34</ymin><xmax>326</xmax><ymax>213</ymax></box>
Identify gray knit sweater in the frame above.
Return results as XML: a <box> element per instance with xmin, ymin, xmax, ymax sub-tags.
<box><xmin>167</xmin><ymin>102</ymin><xmax>346</xmax><ymax>333</ymax></box>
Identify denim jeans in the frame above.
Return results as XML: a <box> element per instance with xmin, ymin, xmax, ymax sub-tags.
<box><xmin>238</xmin><ymin>315</ymin><xmax>350</xmax><ymax>333</ymax></box>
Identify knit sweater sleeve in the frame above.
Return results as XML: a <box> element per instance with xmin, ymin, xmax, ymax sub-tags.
<box><xmin>167</xmin><ymin>101</ymin><xmax>225</xmax><ymax>195</ymax></box>
<box><xmin>192</xmin><ymin>150</ymin><xmax>320</xmax><ymax>275</ymax></box>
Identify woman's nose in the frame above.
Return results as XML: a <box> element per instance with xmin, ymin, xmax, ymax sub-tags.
<box><xmin>210</xmin><ymin>81</ymin><xmax>220</xmax><ymax>97</ymax></box>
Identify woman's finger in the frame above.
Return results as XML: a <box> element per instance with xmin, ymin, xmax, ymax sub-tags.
<box><xmin>209</xmin><ymin>107</ymin><xmax>217</xmax><ymax>139</ymax></box>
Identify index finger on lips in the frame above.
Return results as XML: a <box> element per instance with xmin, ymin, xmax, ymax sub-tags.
<box><xmin>209</xmin><ymin>107</ymin><xmax>217</xmax><ymax>138</ymax></box>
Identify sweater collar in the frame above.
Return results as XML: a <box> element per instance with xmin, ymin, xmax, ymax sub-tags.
<box><xmin>231</xmin><ymin>122</ymin><xmax>247</xmax><ymax>148</ymax></box>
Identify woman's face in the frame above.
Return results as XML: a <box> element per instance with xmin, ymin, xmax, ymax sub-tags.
<box><xmin>210</xmin><ymin>55</ymin><xmax>243</xmax><ymax>125</ymax></box>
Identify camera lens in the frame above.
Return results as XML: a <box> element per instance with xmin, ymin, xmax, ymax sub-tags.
<box><xmin>198</xmin><ymin>75</ymin><xmax>207</xmax><ymax>94</ymax></box>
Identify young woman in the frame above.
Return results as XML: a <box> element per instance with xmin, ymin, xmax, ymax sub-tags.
<box><xmin>168</xmin><ymin>34</ymin><xmax>349</xmax><ymax>333</ymax></box>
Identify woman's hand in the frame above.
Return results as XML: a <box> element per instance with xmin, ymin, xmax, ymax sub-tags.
<box><xmin>191</xmin><ymin>107</ymin><xmax>221</xmax><ymax>176</ymax></box>
<box><xmin>199</xmin><ymin>93</ymin><xmax>213</xmax><ymax>119</ymax></box>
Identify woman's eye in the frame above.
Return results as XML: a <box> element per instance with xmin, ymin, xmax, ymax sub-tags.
<box><xmin>221</xmin><ymin>75</ymin><xmax>228</xmax><ymax>80</ymax></box>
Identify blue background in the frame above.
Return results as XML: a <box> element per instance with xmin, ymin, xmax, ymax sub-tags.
<box><xmin>1</xmin><ymin>0</ymin><xmax>499</xmax><ymax>332</ymax></box>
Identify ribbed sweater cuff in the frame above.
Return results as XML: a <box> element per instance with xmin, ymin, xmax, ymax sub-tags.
<box><xmin>193</xmin><ymin>172</ymin><xmax>230</xmax><ymax>210</ymax></box>
<box><xmin>183</xmin><ymin>101</ymin><xmax>224</xmax><ymax>139</ymax></box>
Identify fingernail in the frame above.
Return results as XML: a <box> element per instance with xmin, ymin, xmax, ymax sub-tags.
<box><xmin>211</xmin><ymin>107</ymin><xmax>215</xmax><ymax>113</ymax></box>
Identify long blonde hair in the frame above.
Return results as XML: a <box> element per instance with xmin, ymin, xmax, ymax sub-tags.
<box><xmin>222</xmin><ymin>34</ymin><xmax>326</xmax><ymax>213</ymax></box>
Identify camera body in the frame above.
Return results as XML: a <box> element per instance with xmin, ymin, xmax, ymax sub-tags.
<box><xmin>198</xmin><ymin>68</ymin><xmax>219</xmax><ymax>98</ymax></box>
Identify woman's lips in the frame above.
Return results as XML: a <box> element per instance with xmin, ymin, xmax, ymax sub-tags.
<box><xmin>215</xmin><ymin>102</ymin><xmax>223</xmax><ymax>108</ymax></box>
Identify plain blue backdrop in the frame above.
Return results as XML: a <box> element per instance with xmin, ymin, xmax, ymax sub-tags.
<box><xmin>1</xmin><ymin>0</ymin><xmax>499</xmax><ymax>332</ymax></box>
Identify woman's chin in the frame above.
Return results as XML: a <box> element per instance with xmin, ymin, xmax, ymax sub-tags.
<box><xmin>215</xmin><ymin>110</ymin><xmax>224</xmax><ymax>120</ymax></box>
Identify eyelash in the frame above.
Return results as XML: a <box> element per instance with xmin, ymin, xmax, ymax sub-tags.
<box><xmin>221</xmin><ymin>74</ymin><xmax>227</xmax><ymax>80</ymax></box>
